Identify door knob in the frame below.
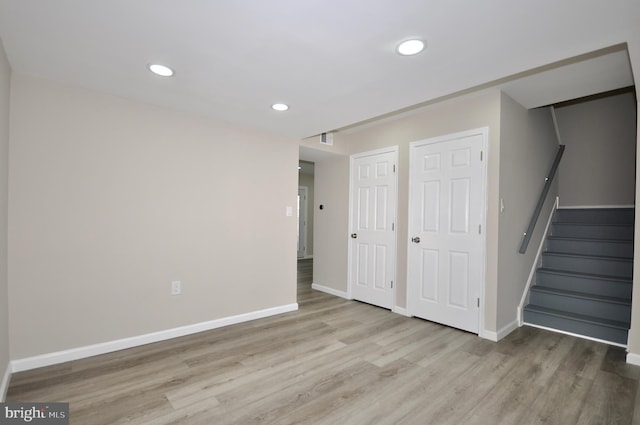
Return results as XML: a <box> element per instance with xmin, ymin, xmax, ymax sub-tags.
<box><xmin>411</xmin><ymin>236</ymin><xmax>421</xmax><ymax>243</ymax></box>
<box><xmin>351</xmin><ymin>233</ymin><xmax>358</xmax><ymax>239</ymax></box>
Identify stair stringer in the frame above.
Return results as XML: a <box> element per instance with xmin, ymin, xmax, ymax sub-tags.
<box><xmin>517</xmin><ymin>196</ymin><xmax>559</xmax><ymax>326</ymax></box>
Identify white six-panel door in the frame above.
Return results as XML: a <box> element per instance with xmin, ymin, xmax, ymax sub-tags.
<box><xmin>350</xmin><ymin>148</ymin><xmax>398</xmax><ymax>309</ymax></box>
<box><xmin>407</xmin><ymin>129</ymin><xmax>486</xmax><ymax>333</ymax></box>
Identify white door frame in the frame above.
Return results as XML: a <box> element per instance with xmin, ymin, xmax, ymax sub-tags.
<box><xmin>348</xmin><ymin>146</ymin><xmax>399</xmax><ymax>310</ymax></box>
<box><xmin>298</xmin><ymin>186</ymin><xmax>308</xmax><ymax>258</ymax></box>
<box><xmin>406</xmin><ymin>128</ymin><xmax>488</xmax><ymax>336</ymax></box>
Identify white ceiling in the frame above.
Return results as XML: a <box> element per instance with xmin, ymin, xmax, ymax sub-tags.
<box><xmin>0</xmin><ymin>0</ymin><xmax>637</xmax><ymax>140</ymax></box>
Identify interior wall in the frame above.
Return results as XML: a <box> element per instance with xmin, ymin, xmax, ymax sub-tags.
<box><xmin>312</xmin><ymin>155</ymin><xmax>349</xmax><ymax>293</ymax></box>
<box><xmin>497</xmin><ymin>94</ymin><xmax>560</xmax><ymax>330</ymax></box>
<box><xmin>0</xmin><ymin>37</ymin><xmax>11</xmax><ymax>399</ymax></box>
<box><xmin>312</xmin><ymin>89</ymin><xmax>562</xmax><ymax>336</ymax></box>
<box><xmin>329</xmin><ymin>89</ymin><xmax>502</xmax><ymax>332</ymax></box>
<box><xmin>8</xmin><ymin>74</ymin><xmax>298</xmax><ymax>360</ymax></box>
<box><xmin>555</xmin><ymin>90</ymin><xmax>637</xmax><ymax>207</ymax></box>
<box><xmin>629</xmin><ymin>93</ymin><xmax>640</xmax><ymax>359</ymax></box>
<box><xmin>298</xmin><ymin>171</ymin><xmax>314</xmax><ymax>257</ymax></box>
<box><xmin>623</xmin><ymin>36</ymin><xmax>640</xmax><ymax>365</ymax></box>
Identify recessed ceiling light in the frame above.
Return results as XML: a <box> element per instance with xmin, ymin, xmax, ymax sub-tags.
<box><xmin>272</xmin><ymin>103</ymin><xmax>289</xmax><ymax>111</ymax></box>
<box><xmin>397</xmin><ymin>39</ymin><xmax>425</xmax><ymax>56</ymax></box>
<box><xmin>148</xmin><ymin>63</ymin><xmax>174</xmax><ymax>77</ymax></box>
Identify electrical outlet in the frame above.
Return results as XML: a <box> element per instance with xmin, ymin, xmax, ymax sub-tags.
<box><xmin>171</xmin><ymin>280</ymin><xmax>181</xmax><ymax>295</ymax></box>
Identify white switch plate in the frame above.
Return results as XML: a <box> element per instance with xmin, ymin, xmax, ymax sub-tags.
<box><xmin>286</xmin><ymin>206</ymin><xmax>293</xmax><ymax>217</ymax></box>
<box><xmin>171</xmin><ymin>280</ymin><xmax>181</xmax><ymax>295</ymax></box>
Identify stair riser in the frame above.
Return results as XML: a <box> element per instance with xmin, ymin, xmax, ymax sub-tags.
<box><xmin>542</xmin><ymin>254</ymin><xmax>632</xmax><ymax>278</ymax></box>
<box><xmin>555</xmin><ymin>209</ymin><xmax>635</xmax><ymax>225</ymax></box>
<box><xmin>529</xmin><ymin>290</ymin><xmax>631</xmax><ymax>322</ymax></box>
<box><xmin>551</xmin><ymin>224</ymin><xmax>633</xmax><ymax>240</ymax></box>
<box><xmin>546</xmin><ymin>239</ymin><xmax>633</xmax><ymax>258</ymax></box>
<box><xmin>523</xmin><ymin>309</ymin><xmax>628</xmax><ymax>344</ymax></box>
<box><xmin>536</xmin><ymin>271</ymin><xmax>632</xmax><ymax>298</ymax></box>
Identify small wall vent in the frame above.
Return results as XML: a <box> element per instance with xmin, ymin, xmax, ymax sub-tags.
<box><xmin>320</xmin><ymin>132</ymin><xmax>334</xmax><ymax>146</ymax></box>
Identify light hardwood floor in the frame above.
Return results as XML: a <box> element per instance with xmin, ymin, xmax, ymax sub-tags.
<box><xmin>7</xmin><ymin>258</ymin><xmax>640</xmax><ymax>424</ymax></box>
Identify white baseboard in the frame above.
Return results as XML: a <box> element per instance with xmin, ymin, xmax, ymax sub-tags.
<box><xmin>558</xmin><ymin>204</ymin><xmax>635</xmax><ymax>209</ymax></box>
<box><xmin>311</xmin><ymin>283</ymin><xmax>349</xmax><ymax>299</ymax></box>
<box><xmin>1</xmin><ymin>362</ymin><xmax>11</xmax><ymax>402</ymax></box>
<box><xmin>481</xmin><ymin>320</ymin><xmax>519</xmax><ymax>342</ymax></box>
<box><xmin>11</xmin><ymin>303</ymin><xmax>298</xmax><ymax>373</ymax></box>
<box><xmin>524</xmin><ymin>322</ymin><xmax>627</xmax><ymax>348</ymax></box>
<box><xmin>393</xmin><ymin>307</ymin><xmax>410</xmax><ymax>317</ymax></box>
<box><xmin>627</xmin><ymin>352</ymin><xmax>640</xmax><ymax>366</ymax></box>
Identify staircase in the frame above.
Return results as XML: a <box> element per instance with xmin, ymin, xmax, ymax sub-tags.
<box><xmin>523</xmin><ymin>208</ymin><xmax>634</xmax><ymax>345</ymax></box>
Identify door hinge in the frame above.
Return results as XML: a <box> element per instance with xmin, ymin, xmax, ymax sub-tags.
<box><xmin>392</xmin><ymin>222</ymin><xmax>395</xmax><ymax>231</ymax></box>
<box><xmin>391</xmin><ymin>280</ymin><xmax>394</xmax><ymax>288</ymax></box>
<box><xmin>477</xmin><ymin>298</ymin><xmax>480</xmax><ymax>308</ymax></box>
<box><xmin>393</xmin><ymin>164</ymin><xmax>396</xmax><ymax>173</ymax></box>
<box><xmin>480</xmin><ymin>151</ymin><xmax>483</xmax><ymax>161</ymax></box>
<box><xmin>478</xmin><ymin>224</ymin><xmax>482</xmax><ymax>234</ymax></box>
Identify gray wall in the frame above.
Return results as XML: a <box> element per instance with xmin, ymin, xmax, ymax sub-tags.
<box><xmin>8</xmin><ymin>74</ymin><xmax>298</xmax><ymax>359</ymax></box>
<box><xmin>313</xmin><ymin>89</ymin><xmax>503</xmax><ymax>333</ymax></box>
<box><xmin>623</xmin><ymin>41</ymin><xmax>640</xmax><ymax>365</ymax></box>
<box><xmin>311</xmin><ymin>89</ymin><xmax>561</xmax><ymax>336</ymax></box>
<box><xmin>0</xmin><ymin>37</ymin><xmax>10</xmax><ymax>400</ymax></box>
<box><xmin>313</xmin><ymin>156</ymin><xmax>349</xmax><ymax>292</ymax></box>
<box><xmin>629</xmin><ymin>93</ymin><xmax>640</xmax><ymax>360</ymax></box>
<box><xmin>555</xmin><ymin>91</ymin><xmax>636</xmax><ymax>207</ymax></box>
<box><xmin>497</xmin><ymin>94</ymin><xmax>560</xmax><ymax>328</ymax></box>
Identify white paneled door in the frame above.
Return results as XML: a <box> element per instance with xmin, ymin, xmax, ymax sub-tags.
<box><xmin>408</xmin><ymin>129</ymin><xmax>487</xmax><ymax>333</ymax></box>
<box><xmin>350</xmin><ymin>148</ymin><xmax>398</xmax><ymax>309</ymax></box>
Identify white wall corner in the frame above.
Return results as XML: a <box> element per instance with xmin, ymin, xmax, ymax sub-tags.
<box><xmin>516</xmin><ymin>306</ymin><xmax>523</xmax><ymax>327</ymax></box>
<box><xmin>10</xmin><ymin>303</ymin><xmax>298</xmax><ymax>373</ymax></box>
<box><xmin>393</xmin><ymin>307</ymin><xmax>410</xmax><ymax>317</ymax></box>
<box><xmin>1</xmin><ymin>363</ymin><xmax>11</xmax><ymax>402</ymax></box>
<box><xmin>480</xmin><ymin>320</ymin><xmax>519</xmax><ymax>342</ymax></box>
<box><xmin>626</xmin><ymin>352</ymin><xmax>640</xmax><ymax>367</ymax></box>
<box><xmin>311</xmin><ymin>283</ymin><xmax>350</xmax><ymax>299</ymax></box>
<box><xmin>479</xmin><ymin>329</ymin><xmax>499</xmax><ymax>342</ymax></box>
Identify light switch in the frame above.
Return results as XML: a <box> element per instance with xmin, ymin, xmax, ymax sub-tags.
<box><xmin>286</xmin><ymin>206</ymin><xmax>293</xmax><ymax>217</ymax></box>
<box><xmin>171</xmin><ymin>280</ymin><xmax>181</xmax><ymax>295</ymax></box>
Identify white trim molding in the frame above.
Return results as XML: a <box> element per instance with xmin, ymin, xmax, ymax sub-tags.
<box><xmin>1</xmin><ymin>363</ymin><xmax>11</xmax><ymax>402</ymax></box>
<box><xmin>558</xmin><ymin>204</ymin><xmax>635</xmax><ymax>209</ymax></box>
<box><xmin>481</xmin><ymin>320</ymin><xmax>519</xmax><ymax>342</ymax></box>
<box><xmin>393</xmin><ymin>307</ymin><xmax>410</xmax><ymax>317</ymax></box>
<box><xmin>525</xmin><ymin>322</ymin><xmax>627</xmax><ymax>348</ymax></box>
<box><xmin>311</xmin><ymin>283</ymin><xmax>349</xmax><ymax>299</ymax></box>
<box><xmin>517</xmin><ymin>196</ymin><xmax>559</xmax><ymax>326</ymax></box>
<box><xmin>627</xmin><ymin>352</ymin><xmax>640</xmax><ymax>367</ymax></box>
<box><xmin>11</xmin><ymin>303</ymin><xmax>298</xmax><ymax>373</ymax></box>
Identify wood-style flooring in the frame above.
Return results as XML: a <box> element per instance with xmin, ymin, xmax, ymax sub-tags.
<box><xmin>7</xmin><ymin>258</ymin><xmax>640</xmax><ymax>424</ymax></box>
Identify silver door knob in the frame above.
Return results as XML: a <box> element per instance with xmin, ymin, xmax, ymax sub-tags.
<box><xmin>411</xmin><ymin>236</ymin><xmax>421</xmax><ymax>243</ymax></box>
<box><xmin>351</xmin><ymin>233</ymin><xmax>358</xmax><ymax>239</ymax></box>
